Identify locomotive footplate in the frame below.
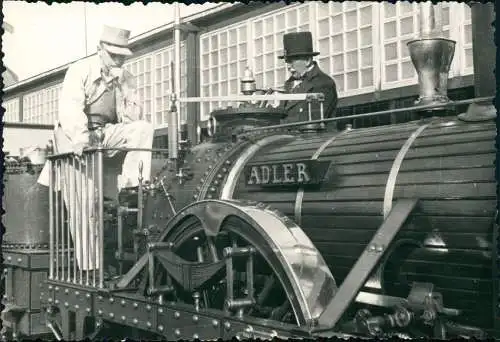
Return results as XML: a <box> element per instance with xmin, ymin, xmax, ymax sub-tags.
<box><xmin>43</xmin><ymin>280</ymin><xmax>336</xmax><ymax>340</ymax></box>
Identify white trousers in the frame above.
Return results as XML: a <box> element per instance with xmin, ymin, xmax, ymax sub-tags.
<box><xmin>41</xmin><ymin>120</ymin><xmax>154</xmax><ymax>271</ymax></box>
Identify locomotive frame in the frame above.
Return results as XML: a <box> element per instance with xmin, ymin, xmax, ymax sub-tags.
<box><xmin>2</xmin><ymin>2</ymin><xmax>498</xmax><ymax>341</ymax></box>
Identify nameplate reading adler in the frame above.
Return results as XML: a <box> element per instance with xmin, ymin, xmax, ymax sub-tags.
<box><xmin>244</xmin><ymin>160</ymin><xmax>330</xmax><ymax>187</ymax></box>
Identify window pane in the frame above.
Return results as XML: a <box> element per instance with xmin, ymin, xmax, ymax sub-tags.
<box><xmin>319</xmin><ymin>38</ymin><xmax>330</xmax><ymax>56</ymax></box>
<box><xmin>400</xmin><ymin>2</ymin><xmax>413</xmax><ymax>14</ymax></box>
<box><xmin>402</xmin><ymin>61</ymin><xmax>415</xmax><ymax>79</ymax></box>
<box><xmin>220</xmin><ymin>49</ymin><xmax>228</xmax><ymax>64</ymax></box>
<box><xmin>465</xmin><ymin>48</ymin><xmax>473</xmax><ymax>68</ymax></box>
<box><xmin>276</xmin><ymin>14</ymin><xmax>285</xmax><ymax>31</ymax></box>
<box><xmin>345</xmin><ymin>11</ymin><xmax>357</xmax><ymax>30</ymax></box>
<box><xmin>400</xmin><ymin>17</ymin><xmax>414</xmax><ymax>35</ymax></box>
<box><xmin>276</xmin><ymin>31</ymin><xmax>285</xmax><ymax>48</ymax></box>
<box><xmin>287</xmin><ymin>11</ymin><xmax>297</xmax><ymax>27</ymax></box>
<box><xmin>317</xmin><ymin>4</ymin><xmax>329</xmax><ymax>18</ymax></box>
<box><xmin>361</xmin><ymin>47</ymin><xmax>373</xmax><ymax>67</ymax></box>
<box><xmin>230</xmin><ymin>79</ymin><xmax>238</xmax><ymax>94</ymax></box>
<box><xmin>299</xmin><ymin>5</ymin><xmax>309</xmax><ymax>20</ymax></box>
<box><xmin>220</xmin><ymin>32</ymin><xmax>228</xmax><ymax>48</ymax></box>
<box><xmin>319</xmin><ymin>18</ymin><xmax>330</xmax><ymax>37</ymax></box>
<box><xmin>238</xmin><ymin>26</ymin><xmax>247</xmax><ymax>41</ymax></box>
<box><xmin>230</xmin><ymin>63</ymin><xmax>238</xmax><ymax>78</ymax></box>
<box><xmin>221</xmin><ymin>65</ymin><xmax>228</xmax><ymax>80</ymax></box>
<box><xmin>346</xmin><ymin>51</ymin><xmax>358</xmax><ymax>70</ymax></box>
<box><xmin>385</xmin><ymin>64</ymin><xmax>398</xmax><ymax>82</ymax></box>
<box><xmin>239</xmin><ymin>43</ymin><xmax>247</xmax><ymax>59</ymax></box>
<box><xmin>344</xmin><ymin>2</ymin><xmax>357</xmax><ymax>11</ymax></box>
<box><xmin>360</xmin><ymin>27</ymin><xmax>372</xmax><ymax>46</ymax></box>
<box><xmin>385</xmin><ymin>42</ymin><xmax>398</xmax><ymax>61</ymax></box>
<box><xmin>254</xmin><ymin>56</ymin><xmax>263</xmax><ymax>73</ymax></box>
<box><xmin>265</xmin><ymin>53</ymin><xmax>274</xmax><ymax>70</ymax></box>
<box><xmin>254</xmin><ymin>21</ymin><xmax>263</xmax><ymax>37</ymax></box>
<box><xmin>211</xmin><ymin>68</ymin><xmax>219</xmax><ymax>82</ymax></box>
<box><xmin>211</xmin><ymin>84</ymin><xmax>219</xmax><ymax>96</ymax></box>
<box><xmin>400</xmin><ymin>39</ymin><xmax>412</xmax><ymax>58</ymax></box>
<box><xmin>255</xmin><ymin>38</ymin><xmax>263</xmax><ymax>55</ymax></box>
<box><xmin>360</xmin><ymin>6</ymin><xmax>372</xmax><ymax>25</ymax></box>
<box><xmin>211</xmin><ymin>35</ymin><xmax>218</xmax><ymax>50</ymax></box>
<box><xmin>464</xmin><ymin>24</ymin><xmax>472</xmax><ymax>44</ymax></box>
<box><xmin>211</xmin><ymin>51</ymin><xmax>218</xmax><ymax>65</ymax></box>
<box><xmin>384</xmin><ymin>3</ymin><xmax>396</xmax><ymax>18</ymax></box>
<box><xmin>264</xmin><ymin>18</ymin><xmax>273</xmax><ymax>34</ymax></box>
<box><xmin>346</xmin><ymin>71</ymin><xmax>359</xmax><ymax>89</ymax></box>
<box><xmin>239</xmin><ymin>61</ymin><xmax>247</xmax><ymax>76</ymax></box>
<box><xmin>333</xmin><ymin>55</ymin><xmax>344</xmax><ymax>73</ymax></box>
<box><xmin>332</xmin><ymin>16</ymin><xmax>343</xmax><ymax>32</ymax></box>
<box><xmin>384</xmin><ymin>21</ymin><xmax>397</xmax><ymax>39</ymax></box>
<box><xmin>220</xmin><ymin>81</ymin><xmax>228</xmax><ymax>96</ymax></box>
<box><xmin>332</xmin><ymin>34</ymin><xmax>343</xmax><ymax>53</ymax></box>
<box><xmin>265</xmin><ymin>70</ymin><xmax>274</xmax><ymax>86</ymax></box>
<box><xmin>264</xmin><ymin>35</ymin><xmax>274</xmax><ymax>53</ymax></box>
<box><xmin>442</xmin><ymin>7</ymin><xmax>450</xmax><ymax>26</ymax></box>
<box><xmin>202</xmin><ymin>70</ymin><xmax>209</xmax><ymax>83</ymax></box>
<box><xmin>331</xmin><ymin>2</ymin><xmax>343</xmax><ymax>15</ymax></box>
<box><xmin>346</xmin><ymin>31</ymin><xmax>358</xmax><ymax>50</ymax></box>
<box><xmin>229</xmin><ymin>29</ymin><xmax>237</xmax><ymax>45</ymax></box>
<box><xmin>229</xmin><ymin>46</ymin><xmax>237</xmax><ymax>61</ymax></box>
<box><xmin>203</xmin><ymin>85</ymin><xmax>210</xmax><ymax>97</ymax></box>
<box><xmin>202</xmin><ymin>54</ymin><xmax>209</xmax><ymax>68</ymax></box>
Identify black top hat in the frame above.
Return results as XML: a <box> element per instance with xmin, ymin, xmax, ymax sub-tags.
<box><xmin>278</xmin><ymin>31</ymin><xmax>320</xmax><ymax>59</ymax></box>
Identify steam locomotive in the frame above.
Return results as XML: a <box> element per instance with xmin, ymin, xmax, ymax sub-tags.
<box><xmin>2</xmin><ymin>4</ymin><xmax>497</xmax><ymax>341</ymax></box>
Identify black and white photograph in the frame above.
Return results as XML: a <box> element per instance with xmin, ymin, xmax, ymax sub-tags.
<box><xmin>1</xmin><ymin>0</ymin><xmax>498</xmax><ymax>340</ymax></box>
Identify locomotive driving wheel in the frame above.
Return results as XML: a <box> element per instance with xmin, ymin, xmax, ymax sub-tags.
<box><xmin>150</xmin><ymin>199</ymin><xmax>338</xmax><ymax>329</ymax></box>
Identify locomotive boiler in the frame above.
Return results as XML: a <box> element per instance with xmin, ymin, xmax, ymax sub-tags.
<box><xmin>1</xmin><ymin>2</ymin><xmax>497</xmax><ymax>341</ymax></box>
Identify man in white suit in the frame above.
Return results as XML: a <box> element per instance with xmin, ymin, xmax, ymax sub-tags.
<box><xmin>38</xmin><ymin>25</ymin><xmax>154</xmax><ymax>276</ymax></box>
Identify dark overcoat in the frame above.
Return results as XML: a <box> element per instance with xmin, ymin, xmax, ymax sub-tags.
<box><xmin>280</xmin><ymin>62</ymin><xmax>338</xmax><ymax>126</ymax></box>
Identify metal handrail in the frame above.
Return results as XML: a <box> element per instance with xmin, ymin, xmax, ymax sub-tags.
<box><xmin>47</xmin><ymin>147</ymin><xmax>170</xmax><ymax>160</ymax></box>
<box><xmin>242</xmin><ymin>96</ymin><xmax>495</xmax><ymax>132</ymax></box>
<box><xmin>177</xmin><ymin>93</ymin><xmax>325</xmax><ymax>103</ymax></box>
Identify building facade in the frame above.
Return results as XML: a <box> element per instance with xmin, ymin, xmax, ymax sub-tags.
<box><xmin>2</xmin><ymin>2</ymin><xmax>474</xmax><ymax>132</ymax></box>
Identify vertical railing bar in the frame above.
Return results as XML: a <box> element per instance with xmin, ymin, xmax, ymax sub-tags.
<box><xmin>79</xmin><ymin>156</ymin><xmax>84</xmax><ymax>285</ymax></box>
<box><xmin>117</xmin><ymin>208</ymin><xmax>123</xmax><ymax>275</ymax></box>
<box><xmin>61</xmin><ymin>158</ymin><xmax>66</xmax><ymax>282</ymax></box>
<box><xmin>67</xmin><ymin>157</ymin><xmax>72</xmax><ymax>282</ymax></box>
<box><xmin>49</xmin><ymin>158</ymin><xmax>54</xmax><ymax>280</ymax></box>
<box><xmin>71</xmin><ymin>156</ymin><xmax>77</xmax><ymax>284</ymax></box>
<box><xmin>85</xmin><ymin>153</ymin><xmax>90</xmax><ymax>287</ymax></box>
<box><xmin>92</xmin><ymin>153</ymin><xmax>96</xmax><ymax>288</ymax></box>
<box><xmin>55</xmin><ymin>159</ymin><xmax>60</xmax><ymax>281</ymax></box>
<box><xmin>97</xmin><ymin>149</ymin><xmax>104</xmax><ymax>289</ymax></box>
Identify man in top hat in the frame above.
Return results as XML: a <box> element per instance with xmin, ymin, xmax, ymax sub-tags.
<box><xmin>278</xmin><ymin>31</ymin><xmax>338</xmax><ymax>127</ymax></box>
<box><xmin>38</xmin><ymin>25</ymin><xmax>154</xmax><ymax>275</ymax></box>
